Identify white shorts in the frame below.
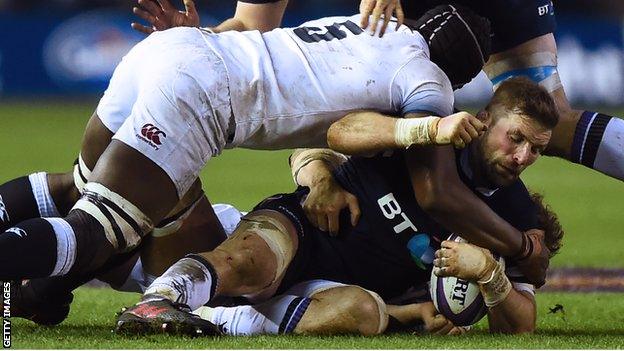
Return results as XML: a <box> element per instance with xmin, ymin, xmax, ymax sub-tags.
<box><xmin>283</xmin><ymin>279</ymin><xmax>347</xmax><ymax>297</ymax></box>
<box><xmin>96</xmin><ymin>27</ymin><xmax>233</xmax><ymax>196</ymax></box>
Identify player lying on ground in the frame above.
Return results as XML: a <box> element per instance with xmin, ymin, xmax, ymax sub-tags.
<box><xmin>116</xmin><ymin>78</ymin><xmax>560</xmax><ymax>336</ymax></box>
<box><xmin>142</xmin><ymin>0</ymin><xmax>624</xmax><ymax>188</ymax></box>
<box><xmin>189</xmin><ymin>190</ymin><xmax>561</xmax><ymax>336</ymax></box>
<box><xmin>1</xmin><ymin>6</ymin><xmax>549</xmax><ymax>294</ymax></box>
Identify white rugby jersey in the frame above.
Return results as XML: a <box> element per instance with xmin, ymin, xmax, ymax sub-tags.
<box><xmin>199</xmin><ymin>14</ymin><xmax>454</xmax><ymax>149</ymax></box>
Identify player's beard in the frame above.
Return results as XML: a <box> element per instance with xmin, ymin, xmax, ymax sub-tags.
<box><xmin>475</xmin><ymin>137</ymin><xmax>518</xmax><ymax>188</ymax></box>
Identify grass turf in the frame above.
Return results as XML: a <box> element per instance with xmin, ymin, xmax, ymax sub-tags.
<box><xmin>1</xmin><ymin>101</ymin><xmax>624</xmax><ymax>348</ymax></box>
<box><xmin>8</xmin><ymin>288</ymin><xmax>624</xmax><ymax>349</ymax></box>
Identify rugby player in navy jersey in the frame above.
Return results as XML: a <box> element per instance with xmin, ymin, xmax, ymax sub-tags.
<box><xmin>116</xmin><ymin>77</ymin><xmax>561</xmax><ymax>336</ymax></box>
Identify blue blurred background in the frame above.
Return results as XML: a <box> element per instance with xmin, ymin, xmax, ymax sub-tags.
<box><xmin>0</xmin><ymin>0</ymin><xmax>622</xmax><ymax>106</ymax></box>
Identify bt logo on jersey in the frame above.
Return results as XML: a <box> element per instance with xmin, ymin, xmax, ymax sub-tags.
<box><xmin>537</xmin><ymin>3</ymin><xmax>553</xmax><ymax>16</ymax></box>
<box><xmin>377</xmin><ymin>193</ymin><xmax>417</xmax><ymax>234</ymax></box>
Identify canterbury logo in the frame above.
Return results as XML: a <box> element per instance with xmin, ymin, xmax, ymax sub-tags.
<box><xmin>6</xmin><ymin>227</ymin><xmax>26</xmax><ymax>238</ymax></box>
<box><xmin>140</xmin><ymin>124</ymin><xmax>167</xmax><ymax>145</ymax></box>
<box><xmin>0</xmin><ymin>195</ymin><xmax>9</xmax><ymax>223</ymax></box>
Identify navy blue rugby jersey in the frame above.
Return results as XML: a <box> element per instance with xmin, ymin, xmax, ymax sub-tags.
<box><xmin>402</xmin><ymin>0</ymin><xmax>556</xmax><ymax>53</ymax></box>
<box><xmin>320</xmin><ymin>148</ymin><xmax>539</xmax><ymax>297</ymax></box>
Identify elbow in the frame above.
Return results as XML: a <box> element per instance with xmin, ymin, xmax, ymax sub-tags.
<box><xmin>327</xmin><ymin>121</ymin><xmax>346</xmax><ymax>152</ymax></box>
<box><xmin>508</xmin><ymin>324</ymin><xmax>536</xmax><ymax>335</ymax></box>
<box><xmin>492</xmin><ymin>322</ymin><xmax>536</xmax><ymax>335</ymax></box>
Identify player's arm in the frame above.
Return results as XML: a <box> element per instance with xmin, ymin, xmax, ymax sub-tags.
<box><xmin>406</xmin><ymin>146</ymin><xmax>523</xmax><ymax>255</ymax></box>
<box><xmin>327</xmin><ymin>111</ymin><xmax>485</xmax><ymax>156</ymax></box>
<box><xmin>131</xmin><ymin>0</ymin><xmax>287</xmax><ymax>35</ymax></box>
<box><xmin>486</xmin><ymin>288</ymin><xmax>536</xmax><ymax>334</ymax></box>
<box><xmin>290</xmin><ymin>149</ymin><xmax>360</xmax><ymax>235</ymax></box>
<box><xmin>328</xmin><ymin>109</ymin><xmax>519</xmax><ymax>255</ymax></box>
<box><xmin>434</xmin><ymin>240</ymin><xmax>538</xmax><ymax>333</ymax></box>
<box><xmin>407</xmin><ymin>146</ymin><xmax>550</xmax><ymax>286</ymax></box>
<box><xmin>212</xmin><ymin>0</ymin><xmax>288</xmax><ymax>33</ymax></box>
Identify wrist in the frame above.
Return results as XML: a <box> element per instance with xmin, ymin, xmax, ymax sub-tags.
<box><xmin>511</xmin><ymin>232</ymin><xmax>533</xmax><ymax>261</ymax></box>
<box><xmin>478</xmin><ymin>262</ymin><xmax>512</xmax><ymax>308</ymax></box>
<box><xmin>394</xmin><ymin>117</ymin><xmax>439</xmax><ymax>148</ymax></box>
<box><xmin>475</xmin><ymin>251</ymin><xmax>498</xmax><ymax>282</ymax></box>
<box><xmin>309</xmin><ymin>169</ymin><xmax>334</xmax><ymax>186</ymax></box>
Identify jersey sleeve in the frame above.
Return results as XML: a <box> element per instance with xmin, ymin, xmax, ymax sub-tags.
<box><xmin>505</xmin><ymin>264</ymin><xmax>535</xmax><ymax>294</ymax></box>
<box><xmin>494</xmin><ymin>180</ymin><xmax>539</xmax><ymax>232</ymax></box>
<box><xmin>391</xmin><ymin>57</ymin><xmax>454</xmax><ymax>117</ymax></box>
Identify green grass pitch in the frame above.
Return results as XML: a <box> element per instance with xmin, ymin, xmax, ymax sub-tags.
<box><xmin>1</xmin><ymin>101</ymin><xmax>624</xmax><ymax>348</ymax></box>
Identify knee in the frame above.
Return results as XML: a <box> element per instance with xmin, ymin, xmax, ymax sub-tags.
<box><xmin>205</xmin><ymin>234</ymin><xmax>277</xmax><ymax>294</ymax></box>
<box><xmin>338</xmin><ymin>286</ymin><xmax>388</xmax><ymax>336</ymax></box>
<box><xmin>63</xmin><ymin>209</ymin><xmax>116</xmax><ymax>275</ymax></box>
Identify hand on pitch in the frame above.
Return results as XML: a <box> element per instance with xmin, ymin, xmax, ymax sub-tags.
<box><xmin>432</xmin><ymin>111</ymin><xmax>487</xmax><ymax>149</ymax></box>
<box><xmin>433</xmin><ymin>240</ymin><xmax>497</xmax><ymax>282</ymax></box>
<box><xmin>303</xmin><ymin>175</ymin><xmax>361</xmax><ymax>236</ymax></box>
<box><xmin>420</xmin><ymin>302</ymin><xmax>468</xmax><ymax>335</ymax></box>
<box><xmin>132</xmin><ymin>0</ymin><xmax>200</xmax><ymax>35</ymax></box>
<box><xmin>359</xmin><ymin>0</ymin><xmax>404</xmax><ymax>37</ymax></box>
<box><xmin>515</xmin><ymin>229</ymin><xmax>550</xmax><ymax>288</ymax></box>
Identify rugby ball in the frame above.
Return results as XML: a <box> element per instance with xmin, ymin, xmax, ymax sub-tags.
<box><xmin>430</xmin><ymin>234</ymin><xmax>503</xmax><ymax>326</ymax></box>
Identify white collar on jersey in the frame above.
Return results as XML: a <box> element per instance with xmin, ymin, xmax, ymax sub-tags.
<box><xmin>459</xmin><ymin>148</ymin><xmax>500</xmax><ymax>197</ymax></box>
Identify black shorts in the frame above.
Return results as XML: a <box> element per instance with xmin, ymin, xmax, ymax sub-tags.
<box><xmin>253</xmin><ymin>189</ymin><xmax>430</xmax><ymax>300</ymax></box>
<box><xmin>404</xmin><ymin>0</ymin><xmax>557</xmax><ymax>53</ymax></box>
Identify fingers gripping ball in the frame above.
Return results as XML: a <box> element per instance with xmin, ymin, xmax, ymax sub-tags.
<box><xmin>430</xmin><ymin>234</ymin><xmax>504</xmax><ymax>326</ymax></box>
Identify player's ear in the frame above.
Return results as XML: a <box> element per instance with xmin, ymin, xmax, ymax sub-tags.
<box><xmin>476</xmin><ymin>110</ymin><xmax>491</xmax><ymax>127</ymax></box>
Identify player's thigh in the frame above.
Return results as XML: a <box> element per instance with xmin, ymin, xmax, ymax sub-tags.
<box><xmin>81</xmin><ymin>112</ymin><xmax>115</xmax><ymax>170</ymax></box>
<box><xmin>141</xmin><ymin>196</ymin><xmax>228</xmax><ymax>275</ymax></box>
<box><xmin>205</xmin><ymin>209</ymin><xmax>299</xmax><ymax>296</ymax></box>
<box><xmin>485</xmin><ymin>33</ymin><xmax>579</xmax><ymax>155</ymax></box>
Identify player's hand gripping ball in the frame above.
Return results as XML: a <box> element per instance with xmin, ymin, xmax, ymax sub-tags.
<box><xmin>430</xmin><ymin>234</ymin><xmax>504</xmax><ymax>326</ymax></box>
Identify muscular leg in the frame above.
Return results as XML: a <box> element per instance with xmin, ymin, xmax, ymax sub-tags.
<box><xmin>140</xmin><ymin>209</ymin><xmax>297</xmax><ymax>310</ymax></box>
<box><xmin>485</xmin><ymin>34</ymin><xmax>623</xmax><ymax>179</ymax></box>
<box><xmin>99</xmin><ymin>197</ymin><xmax>229</xmax><ymax>290</ymax></box>
<box><xmin>295</xmin><ymin>286</ymin><xmax>388</xmax><ymax>335</ymax></box>
<box><xmin>195</xmin><ymin>284</ymin><xmax>388</xmax><ymax>336</ymax></box>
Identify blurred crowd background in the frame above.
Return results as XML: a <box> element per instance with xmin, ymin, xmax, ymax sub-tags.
<box><xmin>0</xmin><ymin>0</ymin><xmax>622</xmax><ymax>106</ymax></box>
<box><xmin>1</xmin><ymin>0</ymin><xmax>623</xmax><ymax>18</ymax></box>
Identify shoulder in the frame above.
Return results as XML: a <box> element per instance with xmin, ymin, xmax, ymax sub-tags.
<box><xmin>392</xmin><ymin>58</ymin><xmax>454</xmax><ymax>116</ymax></box>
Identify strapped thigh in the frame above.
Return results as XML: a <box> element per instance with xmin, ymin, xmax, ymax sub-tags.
<box><xmin>485</xmin><ymin>52</ymin><xmax>562</xmax><ymax>93</ymax></box>
<box><xmin>72</xmin><ymin>183</ymin><xmax>153</xmax><ymax>252</ymax></box>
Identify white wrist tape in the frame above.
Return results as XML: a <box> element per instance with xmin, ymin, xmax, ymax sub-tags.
<box><xmin>394</xmin><ymin>117</ymin><xmax>439</xmax><ymax>148</ymax></box>
<box><xmin>478</xmin><ymin>263</ymin><xmax>512</xmax><ymax>308</ymax></box>
<box><xmin>290</xmin><ymin>149</ymin><xmax>347</xmax><ymax>185</ymax></box>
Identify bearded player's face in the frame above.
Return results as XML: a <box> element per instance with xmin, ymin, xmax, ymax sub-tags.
<box><xmin>476</xmin><ymin>111</ymin><xmax>552</xmax><ymax>187</ymax></box>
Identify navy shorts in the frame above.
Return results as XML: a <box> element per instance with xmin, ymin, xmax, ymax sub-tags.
<box><xmin>252</xmin><ymin>188</ymin><xmax>431</xmax><ymax>300</ymax></box>
<box><xmin>404</xmin><ymin>0</ymin><xmax>557</xmax><ymax>53</ymax></box>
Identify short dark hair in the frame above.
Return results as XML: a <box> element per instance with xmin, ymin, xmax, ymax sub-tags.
<box><xmin>530</xmin><ymin>192</ymin><xmax>564</xmax><ymax>257</ymax></box>
<box><xmin>485</xmin><ymin>77</ymin><xmax>559</xmax><ymax>129</ymax></box>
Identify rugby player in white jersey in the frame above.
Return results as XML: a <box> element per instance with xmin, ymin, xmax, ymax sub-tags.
<box><xmin>144</xmin><ymin>0</ymin><xmax>624</xmax><ymax>202</ymax></box>
<box><xmin>0</xmin><ymin>6</ymin><xmax>500</xmax><ymax>295</ymax></box>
